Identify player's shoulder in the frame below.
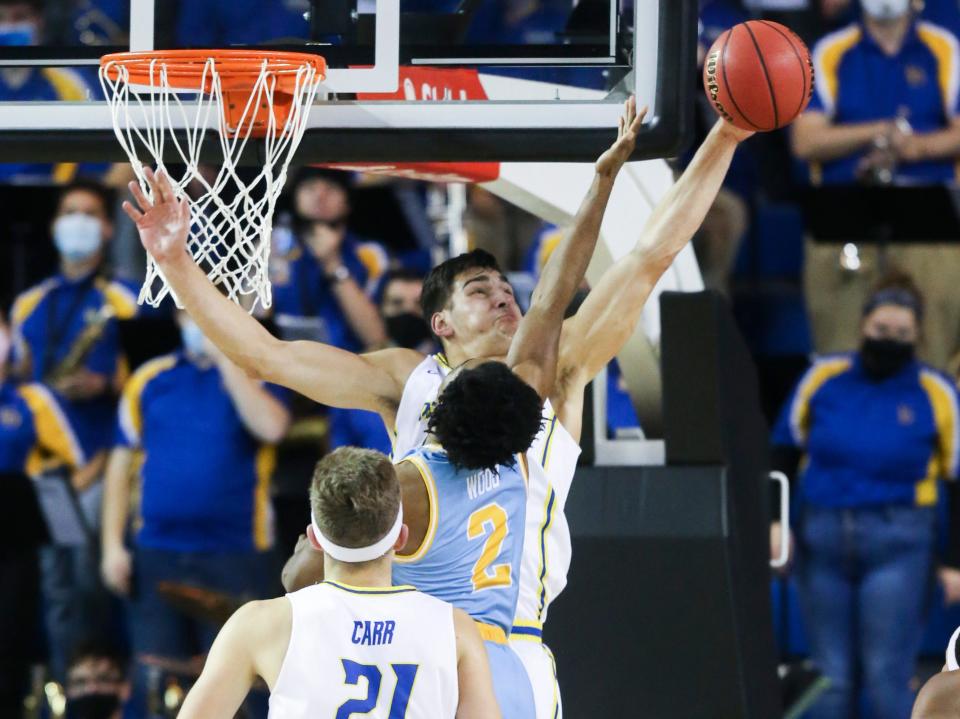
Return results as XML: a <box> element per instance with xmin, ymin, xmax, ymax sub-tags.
<box><xmin>225</xmin><ymin>598</ymin><xmax>293</xmax><ymax>645</ymax></box>
<box><xmin>11</xmin><ymin>278</ymin><xmax>58</xmax><ymax>325</ymax></box>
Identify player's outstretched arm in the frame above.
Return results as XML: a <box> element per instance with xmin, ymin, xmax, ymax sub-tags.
<box><xmin>178</xmin><ymin>599</ymin><xmax>291</xmax><ymax>719</ymax></box>
<box><xmin>452</xmin><ymin>609</ymin><xmax>502</xmax><ymax>719</ymax></box>
<box><xmin>508</xmin><ymin>98</ymin><xmax>645</xmax><ymax>399</ymax></box>
<box><xmin>557</xmin><ymin>118</ymin><xmax>753</xmax><ymax>397</ymax></box>
<box><xmin>122</xmin><ymin>168</ymin><xmax>419</xmax><ymax>416</ymax></box>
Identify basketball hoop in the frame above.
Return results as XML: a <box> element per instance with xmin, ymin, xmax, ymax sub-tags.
<box><xmin>99</xmin><ymin>50</ymin><xmax>326</xmax><ymax>311</ymax></box>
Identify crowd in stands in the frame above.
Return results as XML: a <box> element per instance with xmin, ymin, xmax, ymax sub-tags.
<box><xmin>5</xmin><ymin>0</ymin><xmax>960</xmax><ymax>717</ymax></box>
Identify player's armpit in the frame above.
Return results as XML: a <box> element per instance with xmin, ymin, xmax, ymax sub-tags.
<box><xmin>259</xmin><ymin>342</ymin><xmax>423</xmax><ymax>418</ymax></box>
<box><xmin>453</xmin><ymin>609</ymin><xmax>502</xmax><ymax>719</ymax></box>
<box><xmin>178</xmin><ymin>599</ymin><xmax>291</xmax><ymax>719</ymax></box>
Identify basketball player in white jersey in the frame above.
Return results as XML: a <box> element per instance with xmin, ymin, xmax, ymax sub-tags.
<box><xmin>124</xmin><ymin>101</ymin><xmax>753</xmax><ymax>718</ymax></box>
<box><xmin>177</xmin><ymin>446</ymin><xmax>499</xmax><ymax>719</ymax></box>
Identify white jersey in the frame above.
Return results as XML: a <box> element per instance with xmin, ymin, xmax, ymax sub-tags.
<box><xmin>393</xmin><ymin>354</ymin><xmax>582</xmax><ymax>630</ymax></box>
<box><xmin>269</xmin><ymin>581</ymin><xmax>459</xmax><ymax>719</ymax></box>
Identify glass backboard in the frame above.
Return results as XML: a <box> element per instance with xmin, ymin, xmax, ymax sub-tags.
<box><xmin>0</xmin><ymin>0</ymin><xmax>697</xmax><ymax>164</ymax></box>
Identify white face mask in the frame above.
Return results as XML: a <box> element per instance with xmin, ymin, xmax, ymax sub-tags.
<box><xmin>180</xmin><ymin>319</ymin><xmax>208</xmax><ymax>357</ymax></box>
<box><xmin>861</xmin><ymin>0</ymin><xmax>911</xmax><ymax>20</ymax></box>
<box><xmin>53</xmin><ymin>213</ymin><xmax>102</xmax><ymax>262</ymax></box>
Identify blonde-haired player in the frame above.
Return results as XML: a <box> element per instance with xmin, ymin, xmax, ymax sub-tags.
<box><xmin>177</xmin><ymin>446</ymin><xmax>498</xmax><ymax>719</ymax></box>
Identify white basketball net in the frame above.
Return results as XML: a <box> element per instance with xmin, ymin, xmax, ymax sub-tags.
<box><xmin>99</xmin><ymin>56</ymin><xmax>323</xmax><ymax>311</ymax></box>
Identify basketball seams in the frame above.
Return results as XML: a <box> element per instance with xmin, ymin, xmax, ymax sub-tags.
<box><xmin>721</xmin><ymin>26</ymin><xmax>763</xmax><ymax>131</ymax></box>
<box><xmin>742</xmin><ymin>21</ymin><xmax>779</xmax><ymax>130</ymax></box>
<box><xmin>757</xmin><ymin>19</ymin><xmax>812</xmax><ymax>120</ymax></box>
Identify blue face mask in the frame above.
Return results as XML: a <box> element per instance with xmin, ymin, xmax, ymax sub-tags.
<box><xmin>53</xmin><ymin>214</ymin><xmax>102</xmax><ymax>262</ymax></box>
<box><xmin>0</xmin><ymin>22</ymin><xmax>36</xmax><ymax>47</ymax></box>
<box><xmin>180</xmin><ymin>320</ymin><xmax>207</xmax><ymax>357</ymax></box>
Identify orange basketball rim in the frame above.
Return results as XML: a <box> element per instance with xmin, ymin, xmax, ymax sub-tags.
<box><xmin>100</xmin><ymin>49</ymin><xmax>327</xmax><ymax>137</ymax></box>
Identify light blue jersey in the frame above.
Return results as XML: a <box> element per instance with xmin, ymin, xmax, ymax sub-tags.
<box><xmin>393</xmin><ymin>446</ymin><xmax>527</xmax><ymax>634</ymax></box>
<box><xmin>393</xmin><ymin>446</ymin><xmax>535</xmax><ymax>717</ymax></box>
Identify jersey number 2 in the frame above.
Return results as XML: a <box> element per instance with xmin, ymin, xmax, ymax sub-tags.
<box><xmin>336</xmin><ymin>660</ymin><xmax>419</xmax><ymax>719</ymax></box>
<box><xmin>467</xmin><ymin>503</ymin><xmax>511</xmax><ymax>591</ymax></box>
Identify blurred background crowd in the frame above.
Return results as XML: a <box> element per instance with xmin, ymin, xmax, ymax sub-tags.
<box><xmin>5</xmin><ymin>0</ymin><xmax>960</xmax><ymax>717</ymax></box>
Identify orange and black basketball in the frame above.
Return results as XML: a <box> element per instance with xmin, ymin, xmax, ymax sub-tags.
<box><xmin>702</xmin><ymin>20</ymin><xmax>813</xmax><ymax>132</ymax></box>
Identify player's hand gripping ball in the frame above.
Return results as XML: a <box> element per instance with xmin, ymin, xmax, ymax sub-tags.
<box><xmin>703</xmin><ymin>20</ymin><xmax>814</xmax><ymax>132</ymax></box>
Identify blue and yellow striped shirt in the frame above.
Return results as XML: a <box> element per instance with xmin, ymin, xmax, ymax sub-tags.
<box><xmin>116</xmin><ymin>352</ymin><xmax>284</xmax><ymax>552</ymax></box>
<box><xmin>772</xmin><ymin>353</ymin><xmax>960</xmax><ymax>508</ymax></box>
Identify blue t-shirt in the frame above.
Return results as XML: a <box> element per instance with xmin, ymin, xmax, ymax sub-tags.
<box><xmin>116</xmin><ymin>352</ymin><xmax>286</xmax><ymax>552</ymax></box>
<box><xmin>808</xmin><ymin>21</ymin><xmax>960</xmax><ymax>184</ymax></box>
<box><xmin>11</xmin><ymin>273</ymin><xmax>141</xmax><ymax>456</ymax></box>
<box><xmin>772</xmin><ymin>353</ymin><xmax>960</xmax><ymax>508</ymax></box>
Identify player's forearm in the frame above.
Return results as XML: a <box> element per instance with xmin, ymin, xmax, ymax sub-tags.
<box><xmin>533</xmin><ymin>172</ymin><xmax>614</xmax><ymax>317</ymax></box>
<box><xmin>218</xmin><ymin>360</ymin><xmax>291</xmax><ymax>443</ymax></box>
<box><xmin>507</xmin><ymin>172</ymin><xmax>615</xmax><ymax>391</ymax></box>
<box><xmin>156</xmin><ymin>254</ymin><xmax>281</xmax><ymax>377</ymax></box>
<box><xmin>101</xmin><ymin>448</ymin><xmax>133</xmax><ymax>552</ymax></box>
<box><xmin>633</xmin><ymin>119</ymin><xmax>741</xmax><ymax>276</ymax></box>
<box><xmin>331</xmin><ymin>278</ymin><xmax>388</xmax><ymax>350</ymax></box>
<box><xmin>792</xmin><ymin>117</ymin><xmax>889</xmax><ymax>162</ymax></box>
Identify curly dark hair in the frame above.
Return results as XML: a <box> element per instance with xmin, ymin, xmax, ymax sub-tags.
<box><xmin>428</xmin><ymin>361</ymin><xmax>544</xmax><ymax>471</ymax></box>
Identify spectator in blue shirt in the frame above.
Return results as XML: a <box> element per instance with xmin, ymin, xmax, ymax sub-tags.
<box><xmin>0</xmin><ymin>308</ymin><xmax>86</xmax><ymax>711</ymax></box>
<box><xmin>10</xmin><ymin>179</ymin><xmax>141</xmax><ymax>681</ymax></box>
<box><xmin>100</xmin><ymin>310</ymin><xmax>290</xmax><ymax>716</ymax></box>
<box><xmin>11</xmin><ymin>179</ymin><xmax>140</xmax><ymax>463</ymax></box>
<box><xmin>791</xmin><ymin>0</ymin><xmax>960</xmax><ymax>370</ymax></box>
<box><xmin>0</xmin><ymin>0</ymin><xmax>104</xmax><ymax>184</ymax></box>
<box><xmin>771</xmin><ymin>273</ymin><xmax>960</xmax><ymax>719</ymax></box>
<box><xmin>269</xmin><ymin>168</ymin><xmax>387</xmax><ymax>352</ymax></box>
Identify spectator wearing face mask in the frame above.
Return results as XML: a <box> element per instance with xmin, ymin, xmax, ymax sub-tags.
<box><xmin>792</xmin><ymin>0</ymin><xmax>960</xmax><ymax>369</ymax></box>
<box><xmin>9</xmin><ymin>179</ymin><xmax>140</xmax><ymax>681</ymax></box>
<box><xmin>327</xmin><ymin>269</ymin><xmax>434</xmax><ymax>455</ymax></box>
<box><xmin>0</xmin><ymin>0</ymin><xmax>105</xmax><ymax>185</ymax></box>
<box><xmin>63</xmin><ymin>639</ymin><xmax>129</xmax><ymax>719</ymax></box>
<box><xmin>100</xmin><ymin>310</ymin><xmax>290</xmax><ymax>717</ymax></box>
<box><xmin>0</xmin><ymin>308</ymin><xmax>85</xmax><ymax>716</ymax></box>
<box><xmin>769</xmin><ymin>272</ymin><xmax>960</xmax><ymax>719</ymax></box>
<box><xmin>268</xmin><ymin>168</ymin><xmax>387</xmax><ymax>352</ymax></box>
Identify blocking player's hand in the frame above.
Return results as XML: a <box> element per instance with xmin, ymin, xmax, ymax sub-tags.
<box><xmin>595</xmin><ymin>96</ymin><xmax>648</xmax><ymax>178</ymax></box>
<box><xmin>122</xmin><ymin>166</ymin><xmax>191</xmax><ymax>266</ymax></box>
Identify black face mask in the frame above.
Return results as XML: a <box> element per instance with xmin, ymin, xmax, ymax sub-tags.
<box><xmin>860</xmin><ymin>337</ymin><xmax>915</xmax><ymax>380</ymax></box>
<box><xmin>386</xmin><ymin>313</ymin><xmax>432</xmax><ymax>350</ymax></box>
<box><xmin>65</xmin><ymin>693</ymin><xmax>122</xmax><ymax>719</ymax></box>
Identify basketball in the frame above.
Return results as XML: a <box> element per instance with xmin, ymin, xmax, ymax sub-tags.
<box><xmin>703</xmin><ymin>20</ymin><xmax>813</xmax><ymax>132</ymax></box>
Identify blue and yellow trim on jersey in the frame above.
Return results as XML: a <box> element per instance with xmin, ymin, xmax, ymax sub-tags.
<box><xmin>119</xmin><ymin>354</ymin><xmax>179</xmax><ymax>445</ymax></box>
<box><xmin>510</xmin><ymin>620</ymin><xmax>544</xmax><ymax>641</ymax></box>
<box><xmin>253</xmin><ymin>446</ymin><xmax>276</xmax><ymax>550</ymax></box>
<box><xmin>916</xmin><ymin>368</ymin><xmax>960</xmax><ymax>504</ymax></box>
<box><xmin>788</xmin><ymin>357</ymin><xmax>852</xmax><ymax>446</ymax></box>
<box><xmin>812</xmin><ymin>24</ymin><xmax>862</xmax><ymax>116</ymax></box>
<box><xmin>322</xmin><ymin>580</ymin><xmax>418</xmax><ymax>595</ymax></box>
<box><xmin>17</xmin><ymin>383</ymin><xmax>85</xmax><ymax>475</ymax></box>
<box><xmin>395</xmin><ymin>453</ymin><xmax>440</xmax><ymax>563</ymax></box>
<box><xmin>476</xmin><ymin>621</ymin><xmax>508</xmax><ymax>644</ymax></box>
<box><xmin>536</xmin><ymin>487</ymin><xmax>557</xmax><ymax>621</ymax></box>
<box><xmin>540</xmin><ymin>409</ymin><xmax>559</xmax><ymax>471</ymax></box>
